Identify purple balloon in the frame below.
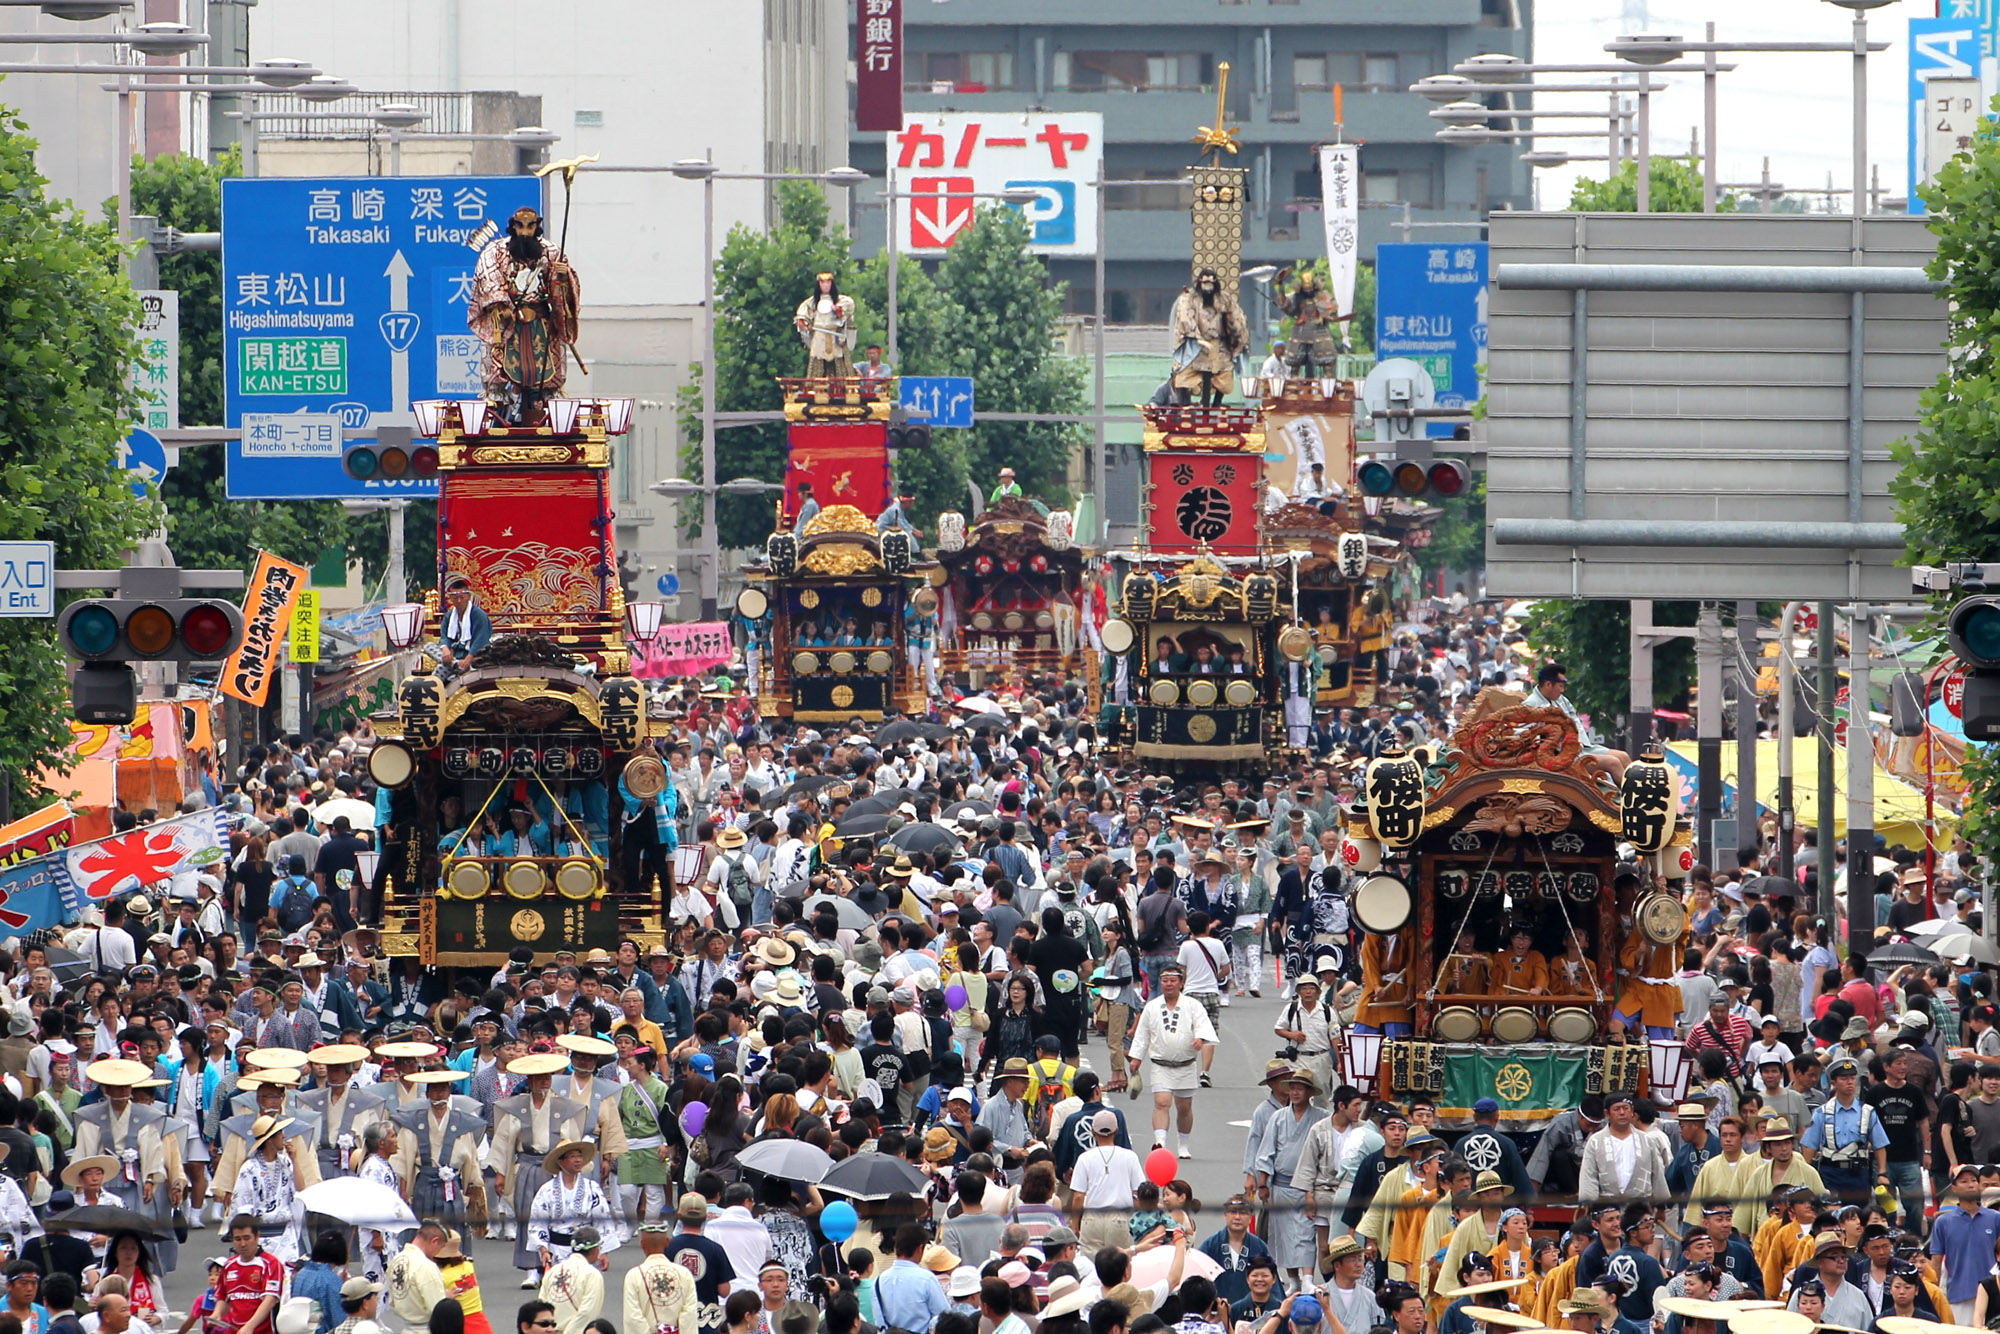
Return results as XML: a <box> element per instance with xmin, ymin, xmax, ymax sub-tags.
<box><xmin>944</xmin><ymin>984</ymin><xmax>969</xmax><ymax>1011</ymax></box>
<box><xmin>681</xmin><ymin>1100</ymin><xmax>709</xmax><ymax>1137</ymax></box>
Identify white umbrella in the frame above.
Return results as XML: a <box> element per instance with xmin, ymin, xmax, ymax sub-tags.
<box><xmin>1909</xmin><ymin>917</ymin><xmax>1959</xmax><ymax>938</ymax></box>
<box><xmin>954</xmin><ymin>697</ymin><xmax>1001</xmax><ymax>715</ymax></box>
<box><xmin>1926</xmin><ymin>931</ymin><xmax>1999</xmax><ymax>965</ymax></box>
<box><xmin>298</xmin><ymin>1176</ymin><xmax>419</xmax><ymax>1230</ymax></box>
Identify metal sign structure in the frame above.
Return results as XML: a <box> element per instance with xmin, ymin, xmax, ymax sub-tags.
<box><xmin>1482</xmin><ymin>211</ymin><xmax>1943</xmax><ymax>602</ymax></box>
<box><xmin>220</xmin><ymin>175</ymin><xmax>541</xmax><ymax>499</ymax></box>
<box><xmin>1374</xmin><ymin>242</ymin><xmax>1487</xmax><ymax>437</ymax></box>
<box><xmin>889</xmin><ymin>112</ymin><xmax>1101</xmax><ymax>255</ymax></box>
<box><xmin>0</xmin><ymin>543</ymin><xmax>54</xmax><ymax>618</ymax></box>
<box><xmin>899</xmin><ymin>375</ymin><xmax>974</xmax><ymax>429</ymax></box>
<box><xmin>1908</xmin><ymin>17</ymin><xmax>1981</xmax><ymax>216</ymax></box>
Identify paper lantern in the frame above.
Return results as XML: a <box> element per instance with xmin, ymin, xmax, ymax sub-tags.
<box><xmin>768</xmin><ymin>532</ymin><xmax>798</xmax><ymax>578</ymax></box>
<box><xmin>1046</xmin><ymin>510</ymin><xmax>1074</xmax><ymax>550</ymax></box>
<box><xmin>938</xmin><ymin>511</ymin><xmax>966</xmax><ymax>552</ymax></box>
<box><xmin>600</xmin><ymin>677</ymin><xmax>644</xmax><ymax>752</ymax></box>
<box><xmin>1243</xmin><ymin>573</ymin><xmax>1279</xmax><ymax>621</ymax></box>
<box><xmin>398</xmin><ymin>675</ymin><xmax>443</xmax><ymax>750</ymax></box>
<box><xmin>881</xmin><ymin>528</ymin><xmax>913</xmax><ymax>574</ymax></box>
<box><xmin>1122</xmin><ymin>572</ymin><xmax>1156</xmax><ymax>623</ymax></box>
<box><xmin>1337</xmin><ymin>532</ymin><xmax>1369</xmax><ymax>581</ymax></box>
<box><xmin>1029</xmin><ymin>553</ymin><xmax>1048</xmax><ymax>573</ymax></box>
<box><xmin>1363</xmin><ymin>747</ymin><xmax>1426</xmax><ymax>849</ymax></box>
<box><xmin>975</xmin><ymin>554</ymin><xmax>995</xmax><ymax>576</ymax></box>
<box><xmin>1619</xmin><ymin>743</ymin><xmax>1678</xmax><ymax>853</ymax></box>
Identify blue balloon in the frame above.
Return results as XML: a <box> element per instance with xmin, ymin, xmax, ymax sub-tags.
<box><xmin>821</xmin><ymin>1199</ymin><xmax>858</xmax><ymax>1243</ymax></box>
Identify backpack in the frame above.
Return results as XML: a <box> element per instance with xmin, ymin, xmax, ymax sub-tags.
<box><xmin>720</xmin><ymin>852</ymin><xmax>753</xmax><ymax>909</ymax></box>
<box><xmin>1137</xmin><ymin>896</ymin><xmax>1170</xmax><ymax>953</ymax></box>
<box><xmin>1027</xmin><ymin>1058</ymin><xmax>1074</xmax><ymax>1139</ymax></box>
<box><xmin>274</xmin><ymin>876</ymin><xmax>316</xmax><ymax>931</ymax></box>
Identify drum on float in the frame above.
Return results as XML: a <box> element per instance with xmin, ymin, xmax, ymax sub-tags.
<box><xmin>1491</xmin><ymin>1007</ymin><xmax>1540</xmax><ymax>1044</ymax></box>
<box><xmin>1434</xmin><ymin>1007</ymin><xmax>1483</xmax><ymax>1043</ymax></box>
<box><xmin>1351</xmin><ymin>873</ymin><xmax>1412</xmax><ymax>934</ymax></box>
<box><xmin>1549</xmin><ymin>1007</ymin><xmax>1599</xmax><ymax>1044</ymax></box>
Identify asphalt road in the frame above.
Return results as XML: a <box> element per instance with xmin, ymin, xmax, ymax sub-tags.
<box><xmin>145</xmin><ymin>981</ymin><xmax>1292</xmax><ymax>1324</ymax></box>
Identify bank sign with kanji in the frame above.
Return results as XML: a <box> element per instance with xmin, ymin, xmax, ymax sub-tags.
<box><xmin>890</xmin><ymin>112</ymin><xmax>1101</xmax><ymax>256</ymax></box>
<box><xmin>220</xmin><ymin>175</ymin><xmax>541</xmax><ymax>500</ymax></box>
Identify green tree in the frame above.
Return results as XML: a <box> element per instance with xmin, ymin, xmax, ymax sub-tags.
<box><xmin>125</xmin><ymin>149</ymin><xmax>351</xmax><ymax>575</ymax></box>
<box><xmin>1568</xmin><ymin>156</ymin><xmax>1736</xmax><ymax>214</ymax></box>
<box><xmin>1521</xmin><ymin>600</ymin><xmax>1698</xmax><ymax>738</ymax></box>
<box><xmin>847</xmin><ymin>253</ymin><xmax>969</xmax><ymax>525</ymax></box>
<box><xmin>935</xmin><ymin>205</ymin><xmax>1086</xmax><ymax>505</ymax></box>
<box><xmin>1414</xmin><ymin>472</ymin><xmax>1485</xmax><ymax>578</ymax></box>
<box><xmin>677</xmin><ymin>180</ymin><xmax>854</xmax><ymax>548</ymax></box>
<box><xmin>0</xmin><ymin>103</ymin><xmax>157</xmax><ymax>805</ymax></box>
<box><xmin>1893</xmin><ymin>105</ymin><xmax>2000</xmax><ymax>859</ymax></box>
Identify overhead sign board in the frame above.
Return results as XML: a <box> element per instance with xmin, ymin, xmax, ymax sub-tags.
<box><xmin>220</xmin><ymin>175</ymin><xmax>540</xmax><ymax>499</ymax></box>
<box><xmin>889</xmin><ymin>112</ymin><xmax>1101</xmax><ymax>255</ymax></box>
<box><xmin>899</xmin><ymin>375</ymin><xmax>974</xmax><ymax>429</ymax></box>
<box><xmin>1375</xmin><ymin>241</ymin><xmax>1487</xmax><ymax>437</ymax></box>
<box><xmin>1908</xmin><ymin>17</ymin><xmax>1980</xmax><ymax>215</ymax></box>
<box><xmin>0</xmin><ymin>542</ymin><xmax>53</xmax><ymax>618</ymax></box>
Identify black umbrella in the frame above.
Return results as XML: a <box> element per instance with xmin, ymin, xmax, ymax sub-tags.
<box><xmin>963</xmin><ymin>713</ymin><xmax>1009</xmax><ymax>734</ymax></box>
<box><xmin>915</xmin><ymin>722</ymin><xmax>955</xmax><ymax>743</ymax></box>
<box><xmin>835</xmin><ymin>810</ymin><xmax>893</xmax><ymax>837</ymax></box>
<box><xmin>44</xmin><ymin>946</ymin><xmax>92</xmax><ymax>984</ymax></box>
<box><xmin>874</xmin><ymin>720</ymin><xmax>924</xmax><ymax>745</ymax></box>
<box><xmin>43</xmin><ymin>1204</ymin><xmax>171</xmax><ymax>1237</ymax></box>
<box><xmin>846</xmin><ymin>790</ymin><xmax>915</xmax><ymax>817</ymax></box>
<box><xmin>779</xmin><ymin>775</ymin><xmax>843</xmax><ymax>802</ymax></box>
<box><xmin>942</xmin><ymin>800</ymin><xmax>993</xmax><ymax>821</ymax></box>
<box><xmin>1740</xmin><ymin>875</ymin><xmax>1797</xmax><ymax>901</ymax></box>
<box><xmin>820</xmin><ymin>1150</ymin><xmax>931</xmax><ymax>1201</ymax></box>
<box><xmin>889</xmin><ymin>823</ymin><xmax>961</xmax><ymax>858</ymax></box>
<box><xmin>1868</xmin><ymin>940</ymin><xmax>1939</xmax><ymax>968</ymax></box>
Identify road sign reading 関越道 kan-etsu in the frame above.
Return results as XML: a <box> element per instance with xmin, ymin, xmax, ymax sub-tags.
<box><xmin>220</xmin><ymin>175</ymin><xmax>541</xmax><ymax>500</ymax></box>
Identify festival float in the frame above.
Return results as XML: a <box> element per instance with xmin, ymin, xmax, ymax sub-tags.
<box><xmin>1335</xmin><ymin>697</ymin><xmax>1692</xmax><ymax>1140</ymax></box>
<box><xmin>361</xmin><ymin>194</ymin><xmax>671</xmax><ymax>965</ymax></box>
<box><xmin>932</xmin><ymin>498</ymin><xmax>1087</xmax><ymax>680</ymax></box>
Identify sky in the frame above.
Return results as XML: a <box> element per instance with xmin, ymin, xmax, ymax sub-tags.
<box><xmin>1528</xmin><ymin>0</ymin><xmax>1946</xmax><ymax>210</ymax></box>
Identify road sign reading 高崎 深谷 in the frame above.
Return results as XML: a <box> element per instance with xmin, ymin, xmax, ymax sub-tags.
<box><xmin>220</xmin><ymin>175</ymin><xmax>541</xmax><ymax>500</ymax></box>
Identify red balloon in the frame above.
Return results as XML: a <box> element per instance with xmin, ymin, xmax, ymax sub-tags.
<box><xmin>1144</xmin><ymin>1146</ymin><xmax>1178</xmax><ymax>1187</ymax></box>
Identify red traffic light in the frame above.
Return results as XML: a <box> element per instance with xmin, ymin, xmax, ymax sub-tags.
<box><xmin>1428</xmin><ymin>460</ymin><xmax>1471</xmax><ymax>497</ymax></box>
<box><xmin>180</xmin><ymin>603</ymin><xmax>237</xmax><ymax>657</ymax></box>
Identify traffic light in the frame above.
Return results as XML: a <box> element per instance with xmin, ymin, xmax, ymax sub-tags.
<box><xmin>1356</xmin><ymin>456</ymin><xmax>1471</xmax><ymax>500</ymax></box>
<box><xmin>887</xmin><ymin>420</ymin><xmax>931</xmax><ymax>451</ymax></box>
<box><xmin>343</xmin><ymin>425</ymin><xmax>438</xmax><ymax>482</ymax></box>
<box><xmin>1947</xmin><ymin>594</ymin><xmax>2000</xmax><ymax>740</ymax></box>
<box><xmin>58</xmin><ymin>597</ymin><xmax>244</xmax><ymax>724</ymax></box>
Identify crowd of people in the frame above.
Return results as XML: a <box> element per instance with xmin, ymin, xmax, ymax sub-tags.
<box><xmin>0</xmin><ymin>589</ymin><xmax>1986</xmax><ymax>1334</ymax></box>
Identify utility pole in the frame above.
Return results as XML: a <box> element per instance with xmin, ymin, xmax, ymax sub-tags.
<box><xmin>1817</xmin><ymin>600</ymin><xmax>1838</xmax><ymax>927</ymax></box>
<box><xmin>1846</xmin><ymin>601</ymin><xmax>1876</xmax><ymax>939</ymax></box>
<box><xmin>1696</xmin><ymin>602</ymin><xmax>1724</xmax><ymax>865</ymax></box>
<box><xmin>1735</xmin><ymin>599</ymin><xmax>1758</xmax><ymax>868</ymax></box>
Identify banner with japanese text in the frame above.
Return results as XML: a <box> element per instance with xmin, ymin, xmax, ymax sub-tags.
<box><xmin>1317</xmin><ymin>144</ymin><xmax>1359</xmax><ymax>320</ymax></box>
<box><xmin>1438</xmin><ymin>1048</ymin><xmax>1587</xmax><ymax>1130</ymax></box>
<box><xmin>64</xmin><ymin>809</ymin><xmax>225</xmax><ymax>905</ymax></box>
<box><xmin>854</xmin><ymin>0</ymin><xmax>901</xmax><ymax>133</ymax></box>
<box><xmin>0</xmin><ymin>856</ymin><xmax>75</xmax><ymax>934</ymax></box>
<box><xmin>220</xmin><ymin>551</ymin><xmax>310</xmax><ymax>706</ymax></box>
<box><xmin>631</xmin><ymin>622</ymin><xmax>733</xmax><ymax>680</ymax></box>
<box><xmin>0</xmin><ymin>803</ymin><xmax>75</xmax><ymax>872</ymax></box>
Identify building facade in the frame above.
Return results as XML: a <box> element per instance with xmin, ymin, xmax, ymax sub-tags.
<box><xmin>847</xmin><ymin>0</ymin><xmax>1532</xmax><ymax>325</ymax></box>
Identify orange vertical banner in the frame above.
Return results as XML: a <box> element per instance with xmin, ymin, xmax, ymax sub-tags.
<box><xmin>218</xmin><ymin>551</ymin><xmax>309</xmax><ymax>707</ymax></box>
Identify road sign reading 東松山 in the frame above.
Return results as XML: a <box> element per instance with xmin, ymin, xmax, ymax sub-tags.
<box><xmin>1375</xmin><ymin>242</ymin><xmax>1487</xmax><ymax>438</ymax></box>
<box><xmin>898</xmin><ymin>376</ymin><xmax>974</xmax><ymax>429</ymax></box>
<box><xmin>220</xmin><ymin>175</ymin><xmax>541</xmax><ymax>500</ymax></box>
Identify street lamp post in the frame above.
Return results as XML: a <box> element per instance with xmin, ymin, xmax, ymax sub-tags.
<box><xmin>666</xmin><ymin>158</ymin><xmax>869</xmax><ymax>620</ymax></box>
<box><xmin>1605</xmin><ymin>14</ymin><xmax>1889</xmax><ymax>215</ymax></box>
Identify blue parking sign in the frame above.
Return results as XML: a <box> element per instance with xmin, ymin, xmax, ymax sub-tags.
<box><xmin>221</xmin><ymin>175</ymin><xmax>541</xmax><ymax>499</ymax></box>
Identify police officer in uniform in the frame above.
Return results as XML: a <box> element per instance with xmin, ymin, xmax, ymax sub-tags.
<box><xmin>1797</xmin><ymin>1056</ymin><xmax>1889</xmax><ymax>1205</ymax></box>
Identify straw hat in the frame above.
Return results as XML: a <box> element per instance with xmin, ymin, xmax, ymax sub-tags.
<box><xmin>431</xmin><ymin>1229</ymin><xmax>465</xmax><ymax>1262</ymax></box>
<box><xmin>754</xmin><ymin>938</ymin><xmax>796</xmax><ymax>968</ymax></box>
<box><xmin>404</xmin><ymin>1069</ymin><xmax>469</xmax><ymax>1085</ymax></box>
<box><xmin>922</xmin><ymin>1126</ymin><xmax>957</xmax><ymax>1163</ymax></box>
<box><xmin>1043</xmin><ymin>1276</ymin><xmax>1089</xmax><ymax>1319</ymax></box>
<box><xmin>556</xmin><ymin>1034</ymin><xmax>617</xmax><ymax>1059</ymax></box>
<box><xmin>84</xmin><ymin>1059</ymin><xmax>153</xmax><ymax>1087</ymax></box>
<box><xmin>717</xmin><ymin>827</ymin><xmax>747</xmax><ymax>850</ymax></box>
<box><xmin>245</xmin><ymin>1047</ymin><xmax>311</xmax><ymax>1071</ymax></box>
<box><xmin>376</xmin><ymin>1042</ymin><xmax>441</xmax><ymax>1060</ymax></box>
<box><xmin>238</xmin><ymin>1068</ymin><xmax>302</xmax><ymax>1088</ymax></box>
<box><xmin>251</xmin><ymin>1114</ymin><xmax>294</xmax><ymax>1149</ymax></box>
<box><xmin>542</xmin><ymin>1140</ymin><xmax>596</xmax><ymax>1176</ymax></box>
<box><xmin>60</xmin><ymin>1154</ymin><xmax>120</xmax><ymax>1188</ymax></box>
<box><xmin>311</xmin><ymin>1044</ymin><xmax>371</xmax><ymax>1065</ymax></box>
<box><xmin>508</xmin><ymin>1053</ymin><xmax>571</xmax><ymax>1077</ymax></box>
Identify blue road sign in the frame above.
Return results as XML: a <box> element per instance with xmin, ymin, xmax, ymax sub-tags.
<box><xmin>899</xmin><ymin>375</ymin><xmax>975</xmax><ymax>429</ymax></box>
<box><xmin>1909</xmin><ymin>17</ymin><xmax>1981</xmax><ymax>216</ymax></box>
<box><xmin>221</xmin><ymin>175</ymin><xmax>541</xmax><ymax>499</ymax></box>
<box><xmin>655</xmin><ymin>572</ymin><xmax>681</xmax><ymax>597</ymax></box>
<box><xmin>1374</xmin><ymin>242</ymin><xmax>1487</xmax><ymax>439</ymax></box>
<box><xmin>120</xmin><ymin>427</ymin><xmax>167</xmax><ymax>498</ymax></box>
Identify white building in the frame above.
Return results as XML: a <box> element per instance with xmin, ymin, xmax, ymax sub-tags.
<box><xmin>1</xmin><ymin>0</ymin><xmax>849</xmax><ymax>611</ymax></box>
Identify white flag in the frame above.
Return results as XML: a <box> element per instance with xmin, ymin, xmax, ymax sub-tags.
<box><xmin>1317</xmin><ymin>144</ymin><xmax>1360</xmax><ymax>322</ymax></box>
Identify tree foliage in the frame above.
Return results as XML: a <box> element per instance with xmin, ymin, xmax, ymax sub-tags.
<box><xmin>680</xmin><ymin>184</ymin><xmax>1084</xmax><ymax>546</ymax></box>
<box><xmin>1521</xmin><ymin>600</ymin><xmax>1698</xmax><ymax>741</ymax></box>
<box><xmin>1894</xmin><ymin>106</ymin><xmax>2000</xmax><ymax>860</ymax></box>
<box><xmin>1568</xmin><ymin>155</ymin><xmax>1736</xmax><ymax>214</ymax></box>
<box><xmin>126</xmin><ymin>149</ymin><xmax>351</xmax><ymax>575</ymax></box>
<box><xmin>1415</xmin><ymin>472</ymin><xmax>1485</xmax><ymax>579</ymax></box>
<box><xmin>0</xmin><ymin>103</ymin><xmax>157</xmax><ymax>805</ymax></box>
